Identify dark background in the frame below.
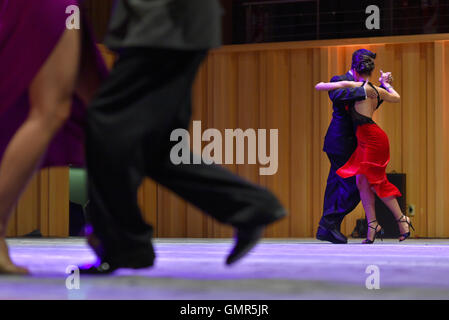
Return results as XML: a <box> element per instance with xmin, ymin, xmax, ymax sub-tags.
<box><xmin>84</xmin><ymin>0</ymin><xmax>449</xmax><ymax>45</ymax></box>
<box><xmin>83</xmin><ymin>0</ymin><xmax>234</xmax><ymax>43</ymax></box>
<box><xmin>231</xmin><ymin>0</ymin><xmax>449</xmax><ymax>44</ymax></box>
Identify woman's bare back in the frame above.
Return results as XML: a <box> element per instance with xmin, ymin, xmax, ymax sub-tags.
<box><xmin>354</xmin><ymin>83</ymin><xmax>379</xmax><ymax>118</ymax></box>
<box><xmin>315</xmin><ymin>79</ymin><xmax>401</xmax><ymax>117</ymax></box>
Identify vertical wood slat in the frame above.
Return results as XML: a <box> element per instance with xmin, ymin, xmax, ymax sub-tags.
<box><xmin>290</xmin><ymin>49</ymin><xmax>314</xmax><ymax>236</ymax></box>
<box><xmin>434</xmin><ymin>41</ymin><xmax>449</xmax><ymax>237</ymax></box>
<box><xmin>263</xmin><ymin>51</ymin><xmax>291</xmax><ymax>237</ymax></box>
<box><xmin>16</xmin><ymin>175</ymin><xmax>39</xmax><ymax>236</ymax></box>
<box><xmin>258</xmin><ymin>51</ymin><xmax>269</xmax><ymax>236</ymax></box>
<box><xmin>205</xmin><ymin>53</ymin><xmax>216</xmax><ymax>238</ymax></box>
<box><xmin>401</xmin><ymin>44</ymin><xmax>427</xmax><ymax>236</ymax></box>
<box><xmin>236</xmin><ymin>52</ymin><xmax>260</xmax><ymax>186</ymax></box>
<box><xmin>39</xmin><ymin>169</ymin><xmax>50</xmax><ymax>236</ymax></box>
<box><xmin>48</xmin><ymin>168</ymin><xmax>70</xmax><ymax>237</ymax></box>
<box><xmin>138</xmin><ymin>179</ymin><xmax>158</xmax><ymax>236</ymax></box>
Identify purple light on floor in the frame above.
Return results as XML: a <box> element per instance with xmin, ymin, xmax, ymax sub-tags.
<box><xmin>2</xmin><ymin>238</ymin><xmax>449</xmax><ymax>299</ymax></box>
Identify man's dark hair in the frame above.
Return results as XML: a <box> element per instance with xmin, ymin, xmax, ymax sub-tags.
<box><xmin>352</xmin><ymin>49</ymin><xmax>376</xmax><ymax>76</ymax></box>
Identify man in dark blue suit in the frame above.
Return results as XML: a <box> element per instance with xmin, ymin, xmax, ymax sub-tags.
<box><xmin>316</xmin><ymin>49</ymin><xmax>379</xmax><ymax>244</ymax></box>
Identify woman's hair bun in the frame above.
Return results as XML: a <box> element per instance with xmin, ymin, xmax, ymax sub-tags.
<box><xmin>355</xmin><ymin>55</ymin><xmax>375</xmax><ymax>76</ymax></box>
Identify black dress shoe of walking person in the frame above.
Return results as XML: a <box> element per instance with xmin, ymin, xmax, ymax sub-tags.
<box><xmin>316</xmin><ymin>225</ymin><xmax>348</xmax><ymax>244</ymax></box>
<box><xmin>226</xmin><ymin>226</ymin><xmax>264</xmax><ymax>266</ymax></box>
<box><xmin>78</xmin><ymin>260</ymin><xmax>117</xmax><ymax>275</ymax></box>
<box><xmin>78</xmin><ymin>255</ymin><xmax>155</xmax><ymax>275</ymax></box>
<box><xmin>79</xmin><ymin>234</ymin><xmax>156</xmax><ymax>275</ymax></box>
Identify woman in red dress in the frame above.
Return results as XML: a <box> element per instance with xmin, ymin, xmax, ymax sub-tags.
<box><xmin>316</xmin><ymin>56</ymin><xmax>414</xmax><ymax>244</ymax></box>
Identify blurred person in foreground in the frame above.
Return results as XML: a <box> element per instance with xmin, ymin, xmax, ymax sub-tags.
<box><xmin>80</xmin><ymin>0</ymin><xmax>287</xmax><ymax>274</ymax></box>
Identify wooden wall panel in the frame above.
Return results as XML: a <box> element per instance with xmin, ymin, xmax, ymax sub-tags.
<box><xmin>39</xmin><ymin>169</ymin><xmax>50</xmax><ymax>236</ymax></box>
<box><xmin>157</xmin><ymin>187</ymin><xmax>187</xmax><ymax>238</ymax></box>
<box><xmin>426</xmin><ymin>43</ymin><xmax>436</xmax><ymax>237</ymax></box>
<box><xmin>7</xmin><ymin>35</ymin><xmax>449</xmax><ymax>239</ymax></box>
<box><xmin>5</xmin><ymin>209</ymin><xmax>17</xmax><ymax>237</ymax></box>
<box><xmin>401</xmin><ymin>44</ymin><xmax>424</xmax><ymax>236</ymax></box>
<box><xmin>7</xmin><ymin>168</ymin><xmax>69</xmax><ymax>237</ymax></box>
<box><xmin>310</xmin><ymin>48</ymin><xmax>325</xmax><ymax>233</ymax></box>
<box><xmin>184</xmin><ymin>36</ymin><xmax>448</xmax><ymax>239</ymax></box>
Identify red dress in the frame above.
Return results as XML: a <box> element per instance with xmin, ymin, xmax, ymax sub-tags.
<box><xmin>336</xmin><ymin>88</ymin><xmax>401</xmax><ymax>198</ymax></box>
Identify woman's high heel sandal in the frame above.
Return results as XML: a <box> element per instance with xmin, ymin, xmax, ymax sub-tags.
<box><xmin>362</xmin><ymin>220</ymin><xmax>384</xmax><ymax>244</ymax></box>
<box><xmin>397</xmin><ymin>215</ymin><xmax>414</xmax><ymax>242</ymax></box>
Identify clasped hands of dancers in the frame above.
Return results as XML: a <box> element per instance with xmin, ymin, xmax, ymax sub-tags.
<box><xmin>0</xmin><ymin>1</ymin><xmax>412</xmax><ymax>275</ymax></box>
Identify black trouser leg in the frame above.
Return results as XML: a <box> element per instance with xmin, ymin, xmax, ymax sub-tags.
<box><xmin>86</xmin><ymin>48</ymin><xmax>286</xmax><ymax>261</ymax></box>
<box><xmin>319</xmin><ymin>153</ymin><xmax>360</xmax><ymax>231</ymax></box>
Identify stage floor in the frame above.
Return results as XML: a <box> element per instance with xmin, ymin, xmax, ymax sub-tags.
<box><xmin>1</xmin><ymin>238</ymin><xmax>449</xmax><ymax>300</ymax></box>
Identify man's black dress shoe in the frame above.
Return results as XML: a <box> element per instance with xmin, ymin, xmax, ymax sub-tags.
<box><xmin>79</xmin><ymin>257</ymin><xmax>154</xmax><ymax>275</ymax></box>
<box><xmin>226</xmin><ymin>226</ymin><xmax>264</xmax><ymax>265</ymax></box>
<box><xmin>79</xmin><ymin>261</ymin><xmax>116</xmax><ymax>275</ymax></box>
<box><xmin>79</xmin><ymin>234</ymin><xmax>156</xmax><ymax>275</ymax></box>
<box><xmin>316</xmin><ymin>225</ymin><xmax>348</xmax><ymax>244</ymax></box>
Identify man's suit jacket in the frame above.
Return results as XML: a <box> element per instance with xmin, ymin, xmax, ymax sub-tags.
<box><xmin>323</xmin><ymin>72</ymin><xmax>367</xmax><ymax>156</ymax></box>
<box><xmin>105</xmin><ymin>0</ymin><xmax>222</xmax><ymax>51</ymax></box>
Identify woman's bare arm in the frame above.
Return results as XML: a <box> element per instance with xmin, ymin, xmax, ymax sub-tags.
<box><xmin>315</xmin><ymin>81</ymin><xmax>364</xmax><ymax>91</ymax></box>
<box><xmin>376</xmin><ymin>84</ymin><xmax>400</xmax><ymax>103</ymax></box>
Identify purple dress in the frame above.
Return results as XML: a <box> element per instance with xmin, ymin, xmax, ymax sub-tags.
<box><xmin>0</xmin><ymin>0</ymin><xmax>107</xmax><ymax>167</ymax></box>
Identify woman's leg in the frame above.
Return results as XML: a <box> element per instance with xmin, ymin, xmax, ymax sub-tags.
<box><xmin>380</xmin><ymin>196</ymin><xmax>410</xmax><ymax>238</ymax></box>
<box><xmin>356</xmin><ymin>174</ymin><xmax>380</xmax><ymax>241</ymax></box>
<box><xmin>0</xmin><ymin>29</ymin><xmax>81</xmax><ymax>274</ymax></box>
